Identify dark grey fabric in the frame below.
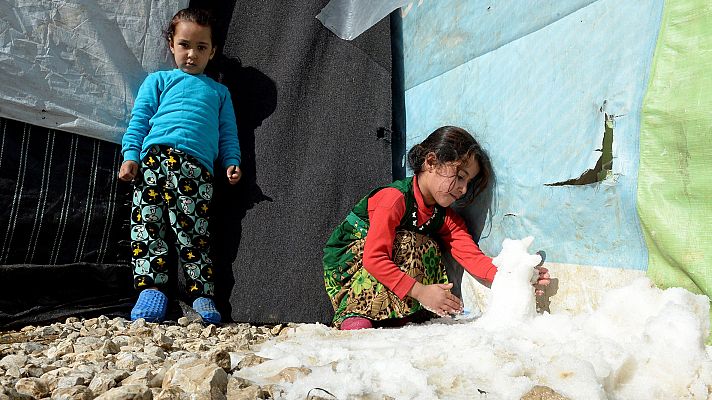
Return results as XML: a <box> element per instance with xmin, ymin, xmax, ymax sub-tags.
<box><xmin>194</xmin><ymin>0</ymin><xmax>394</xmax><ymax>324</ymax></box>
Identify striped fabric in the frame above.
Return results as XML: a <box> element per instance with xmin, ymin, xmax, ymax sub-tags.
<box><xmin>0</xmin><ymin>117</ymin><xmax>130</xmax><ymax>266</ymax></box>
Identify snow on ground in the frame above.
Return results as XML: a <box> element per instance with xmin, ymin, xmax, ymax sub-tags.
<box><xmin>235</xmin><ymin>278</ymin><xmax>711</xmax><ymax>399</ymax></box>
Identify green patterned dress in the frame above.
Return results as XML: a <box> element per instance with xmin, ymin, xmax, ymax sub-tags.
<box><xmin>323</xmin><ymin>178</ymin><xmax>450</xmax><ymax>328</ymax></box>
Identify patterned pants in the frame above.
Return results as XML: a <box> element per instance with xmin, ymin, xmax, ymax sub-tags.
<box><xmin>325</xmin><ymin>230</ymin><xmax>449</xmax><ymax>328</ymax></box>
<box><xmin>130</xmin><ymin>145</ymin><xmax>215</xmax><ymax>297</ymax></box>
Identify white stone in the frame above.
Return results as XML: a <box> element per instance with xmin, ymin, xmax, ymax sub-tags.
<box><xmin>0</xmin><ymin>355</ymin><xmax>27</xmax><ymax>370</ymax></box>
<box><xmin>88</xmin><ymin>374</ymin><xmax>116</xmax><ymax>396</ymax></box>
<box><xmin>14</xmin><ymin>377</ymin><xmax>49</xmax><ymax>398</ymax></box>
<box><xmin>51</xmin><ymin>385</ymin><xmax>93</xmax><ymax>400</ymax></box>
<box><xmin>94</xmin><ymin>384</ymin><xmax>151</xmax><ymax>400</ymax></box>
<box><xmin>46</xmin><ymin>341</ymin><xmax>74</xmax><ymax>360</ymax></box>
<box><xmin>162</xmin><ymin>358</ymin><xmax>228</xmax><ymax>400</ymax></box>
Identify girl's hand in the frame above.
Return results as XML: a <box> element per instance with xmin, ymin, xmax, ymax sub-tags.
<box><xmin>534</xmin><ymin>266</ymin><xmax>551</xmax><ymax>296</ymax></box>
<box><xmin>408</xmin><ymin>282</ymin><xmax>463</xmax><ymax>317</ymax></box>
<box><xmin>118</xmin><ymin>160</ymin><xmax>139</xmax><ymax>181</ymax></box>
<box><xmin>227</xmin><ymin>165</ymin><xmax>242</xmax><ymax>185</ymax></box>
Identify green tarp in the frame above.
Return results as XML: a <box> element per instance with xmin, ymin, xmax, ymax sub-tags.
<box><xmin>638</xmin><ymin>0</ymin><xmax>712</xmax><ymax>335</ymax></box>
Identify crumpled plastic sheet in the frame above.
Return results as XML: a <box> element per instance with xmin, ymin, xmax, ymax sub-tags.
<box><xmin>0</xmin><ymin>0</ymin><xmax>187</xmax><ymax>143</ymax></box>
<box><xmin>316</xmin><ymin>0</ymin><xmax>410</xmax><ymax>40</ymax></box>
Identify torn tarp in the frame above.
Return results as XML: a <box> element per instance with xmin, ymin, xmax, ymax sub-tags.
<box><xmin>0</xmin><ymin>0</ymin><xmax>187</xmax><ymax>143</ymax></box>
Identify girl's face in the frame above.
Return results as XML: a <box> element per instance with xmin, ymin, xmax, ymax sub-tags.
<box><xmin>169</xmin><ymin>21</ymin><xmax>215</xmax><ymax>75</ymax></box>
<box><xmin>419</xmin><ymin>153</ymin><xmax>480</xmax><ymax>208</ymax></box>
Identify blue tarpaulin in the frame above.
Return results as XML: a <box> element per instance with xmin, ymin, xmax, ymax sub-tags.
<box><xmin>403</xmin><ymin>0</ymin><xmax>664</xmax><ymax>269</ymax></box>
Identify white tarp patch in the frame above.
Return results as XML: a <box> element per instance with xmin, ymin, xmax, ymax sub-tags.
<box><xmin>0</xmin><ymin>0</ymin><xmax>187</xmax><ymax>143</ymax></box>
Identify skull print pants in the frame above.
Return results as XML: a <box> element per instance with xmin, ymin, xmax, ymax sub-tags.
<box><xmin>130</xmin><ymin>145</ymin><xmax>216</xmax><ymax>297</ymax></box>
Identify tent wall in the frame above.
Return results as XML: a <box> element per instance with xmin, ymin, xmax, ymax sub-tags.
<box><xmin>0</xmin><ymin>118</ymin><xmax>129</xmax><ymax>265</ymax></box>
<box><xmin>401</xmin><ymin>0</ymin><xmax>664</xmax><ymax>270</ymax></box>
<box><xmin>11</xmin><ymin>0</ymin><xmax>709</xmax><ymax>329</ymax></box>
<box><xmin>0</xmin><ymin>0</ymin><xmax>395</xmax><ymax>328</ymax></box>
<box><xmin>401</xmin><ymin>0</ymin><xmax>711</xmax><ymax>321</ymax></box>
<box><xmin>0</xmin><ymin>118</ymin><xmax>134</xmax><ymax>327</ymax></box>
<box><xmin>193</xmin><ymin>0</ymin><xmax>394</xmax><ymax>325</ymax></box>
<box><xmin>638</xmin><ymin>0</ymin><xmax>712</xmax><ymax>318</ymax></box>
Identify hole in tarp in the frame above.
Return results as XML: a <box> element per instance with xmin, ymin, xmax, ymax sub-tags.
<box><xmin>545</xmin><ymin>112</ymin><xmax>614</xmax><ymax>186</ymax></box>
<box><xmin>376</xmin><ymin>126</ymin><xmax>391</xmax><ymax>143</ymax></box>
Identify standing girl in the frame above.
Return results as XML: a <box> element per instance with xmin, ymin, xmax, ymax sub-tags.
<box><xmin>323</xmin><ymin>126</ymin><xmax>549</xmax><ymax>329</ymax></box>
<box><xmin>118</xmin><ymin>8</ymin><xmax>241</xmax><ymax>324</ymax></box>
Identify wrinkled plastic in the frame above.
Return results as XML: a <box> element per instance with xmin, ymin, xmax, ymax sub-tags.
<box><xmin>316</xmin><ymin>0</ymin><xmax>409</xmax><ymax>40</ymax></box>
<box><xmin>638</xmin><ymin>0</ymin><xmax>712</xmax><ymax>326</ymax></box>
<box><xmin>0</xmin><ymin>0</ymin><xmax>187</xmax><ymax>143</ymax></box>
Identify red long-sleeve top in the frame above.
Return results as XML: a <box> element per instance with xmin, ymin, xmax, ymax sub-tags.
<box><xmin>363</xmin><ymin>176</ymin><xmax>497</xmax><ymax>299</ymax></box>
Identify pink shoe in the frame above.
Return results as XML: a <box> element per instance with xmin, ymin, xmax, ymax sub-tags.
<box><xmin>340</xmin><ymin>317</ymin><xmax>373</xmax><ymax>330</ymax></box>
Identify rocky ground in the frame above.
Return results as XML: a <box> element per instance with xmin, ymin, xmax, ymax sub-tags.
<box><xmin>0</xmin><ymin>316</ymin><xmax>568</xmax><ymax>400</ymax></box>
<box><xmin>0</xmin><ymin>315</ymin><xmax>310</xmax><ymax>400</ymax></box>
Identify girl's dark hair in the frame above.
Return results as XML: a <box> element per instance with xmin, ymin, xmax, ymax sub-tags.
<box><xmin>164</xmin><ymin>8</ymin><xmax>216</xmax><ymax>46</ymax></box>
<box><xmin>407</xmin><ymin>125</ymin><xmax>493</xmax><ymax>204</ymax></box>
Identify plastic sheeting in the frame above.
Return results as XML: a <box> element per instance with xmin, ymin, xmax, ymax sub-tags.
<box><xmin>401</xmin><ymin>0</ymin><xmax>597</xmax><ymax>90</ymax></box>
<box><xmin>316</xmin><ymin>0</ymin><xmax>408</xmax><ymax>40</ymax></box>
<box><xmin>0</xmin><ymin>0</ymin><xmax>186</xmax><ymax>143</ymax></box>
<box><xmin>638</xmin><ymin>0</ymin><xmax>712</xmax><ymax>318</ymax></box>
<box><xmin>402</xmin><ymin>0</ymin><xmax>664</xmax><ymax>269</ymax></box>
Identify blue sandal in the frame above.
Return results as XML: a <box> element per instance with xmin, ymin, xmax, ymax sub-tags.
<box><xmin>131</xmin><ymin>289</ymin><xmax>168</xmax><ymax>322</ymax></box>
<box><xmin>192</xmin><ymin>297</ymin><xmax>221</xmax><ymax>324</ymax></box>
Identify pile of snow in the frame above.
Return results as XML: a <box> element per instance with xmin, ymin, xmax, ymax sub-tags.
<box><xmin>480</xmin><ymin>236</ymin><xmax>541</xmax><ymax>325</ymax></box>
<box><xmin>234</xmin><ymin>238</ymin><xmax>712</xmax><ymax>399</ymax></box>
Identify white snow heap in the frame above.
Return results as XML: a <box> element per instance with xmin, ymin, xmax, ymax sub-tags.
<box><xmin>233</xmin><ymin>278</ymin><xmax>711</xmax><ymax>399</ymax></box>
<box><xmin>481</xmin><ymin>236</ymin><xmax>542</xmax><ymax>324</ymax></box>
<box><xmin>229</xmin><ymin>237</ymin><xmax>712</xmax><ymax>399</ymax></box>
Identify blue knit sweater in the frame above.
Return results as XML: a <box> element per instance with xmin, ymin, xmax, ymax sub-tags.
<box><xmin>121</xmin><ymin>69</ymin><xmax>240</xmax><ymax>174</ymax></box>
